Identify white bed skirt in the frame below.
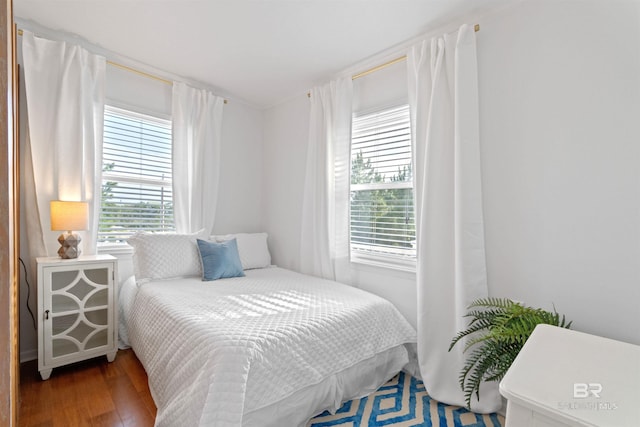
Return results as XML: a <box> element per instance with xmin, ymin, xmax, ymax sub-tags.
<box><xmin>244</xmin><ymin>343</ymin><xmax>415</xmax><ymax>427</ymax></box>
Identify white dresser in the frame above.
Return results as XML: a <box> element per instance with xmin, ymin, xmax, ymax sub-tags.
<box><xmin>500</xmin><ymin>324</ymin><xmax>640</xmax><ymax>427</ymax></box>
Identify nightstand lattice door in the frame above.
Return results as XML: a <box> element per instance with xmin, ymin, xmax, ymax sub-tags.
<box><xmin>43</xmin><ymin>264</ymin><xmax>114</xmax><ymax>366</ymax></box>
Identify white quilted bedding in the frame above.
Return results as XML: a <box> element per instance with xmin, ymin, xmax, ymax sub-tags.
<box><xmin>127</xmin><ymin>267</ymin><xmax>417</xmax><ymax>426</ymax></box>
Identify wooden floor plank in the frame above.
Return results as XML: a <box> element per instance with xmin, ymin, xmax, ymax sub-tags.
<box><xmin>19</xmin><ymin>349</ymin><xmax>154</xmax><ymax>427</ymax></box>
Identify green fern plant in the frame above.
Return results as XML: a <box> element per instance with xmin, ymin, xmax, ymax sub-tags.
<box><xmin>449</xmin><ymin>297</ymin><xmax>572</xmax><ymax>409</ymax></box>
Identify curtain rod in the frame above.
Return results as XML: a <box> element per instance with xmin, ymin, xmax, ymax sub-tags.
<box><xmin>17</xmin><ymin>29</ymin><xmax>228</xmax><ymax>104</ymax></box>
<box><xmin>308</xmin><ymin>24</ymin><xmax>480</xmax><ymax>98</ymax></box>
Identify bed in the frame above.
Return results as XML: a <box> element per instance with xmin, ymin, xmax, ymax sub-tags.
<box><xmin>120</xmin><ymin>232</ymin><xmax>417</xmax><ymax>427</ymax></box>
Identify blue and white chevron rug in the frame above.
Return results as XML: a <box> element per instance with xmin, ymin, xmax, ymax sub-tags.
<box><xmin>308</xmin><ymin>372</ymin><xmax>504</xmax><ymax>427</ymax></box>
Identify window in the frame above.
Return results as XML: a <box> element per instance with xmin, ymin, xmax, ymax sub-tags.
<box><xmin>99</xmin><ymin>105</ymin><xmax>174</xmax><ymax>243</ymax></box>
<box><xmin>350</xmin><ymin>104</ymin><xmax>416</xmax><ymax>267</ymax></box>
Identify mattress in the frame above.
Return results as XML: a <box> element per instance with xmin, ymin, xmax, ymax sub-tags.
<box><xmin>122</xmin><ymin>267</ymin><xmax>417</xmax><ymax>426</ymax></box>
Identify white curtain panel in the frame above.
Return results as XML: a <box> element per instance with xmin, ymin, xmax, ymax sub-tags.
<box><xmin>407</xmin><ymin>24</ymin><xmax>501</xmax><ymax>412</ymax></box>
<box><xmin>300</xmin><ymin>78</ymin><xmax>352</xmax><ymax>282</ymax></box>
<box><xmin>22</xmin><ymin>31</ymin><xmax>105</xmax><ymax>258</ymax></box>
<box><xmin>172</xmin><ymin>82</ymin><xmax>225</xmax><ymax>236</ymax></box>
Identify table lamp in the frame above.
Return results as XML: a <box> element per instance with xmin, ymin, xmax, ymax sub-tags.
<box><xmin>50</xmin><ymin>200</ymin><xmax>88</xmax><ymax>259</ymax></box>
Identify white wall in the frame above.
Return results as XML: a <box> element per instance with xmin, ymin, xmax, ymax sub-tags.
<box><xmin>262</xmin><ymin>94</ymin><xmax>309</xmax><ymax>271</ymax></box>
<box><xmin>477</xmin><ymin>0</ymin><xmax>640</xmax><ymax>345</ymax></box>
<box><xmin>214</xmin><ymin>100</ymin><xmax>263</xmax><ymax>235</ymax></box>
<box><xmin>263</xmin><ymin>0</ymin><xmax>640</xmax><ymax>343</ymax></box>
<box><xmin>106</xmin><ymin>64</ymin><xmax>172</xmax><ymax>116</ymax></box>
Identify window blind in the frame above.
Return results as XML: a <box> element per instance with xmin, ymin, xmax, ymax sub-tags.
<box><xmin>99</xmin><ymin>105</ymin><xmax>174</xmax><ymax>243</ymax></box>
<box><xmin>350</xmin><ymin>104</ymin><xmax>416</xmax><ymax>260</ymax></box>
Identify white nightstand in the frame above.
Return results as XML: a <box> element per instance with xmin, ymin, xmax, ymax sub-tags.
<box><xmin>37</xmin><ymin>255</ymin><xmax>118</xmax><ymax>380</ymax></box>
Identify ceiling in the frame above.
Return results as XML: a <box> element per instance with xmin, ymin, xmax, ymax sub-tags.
<box><xmin>14</xmin><ymin>0</ymin><xmax>512</xmax><ymax>109</ymax></box>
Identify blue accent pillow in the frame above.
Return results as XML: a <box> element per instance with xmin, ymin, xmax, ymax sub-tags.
<box><xmin>196</xmin><ymin>238</ymin><xmax>245</xmax><ymax>281</ymax></box>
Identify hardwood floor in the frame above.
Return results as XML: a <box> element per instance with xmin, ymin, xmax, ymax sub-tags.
<box><xmin>20</xmin><ymin>350</ymin><xmax>504</xmax><ymax>427</ymax></box>
<box><xmin>19</xmin><ymin>349</ymin><xmax>155</xmax><ymax>427</ymax></box>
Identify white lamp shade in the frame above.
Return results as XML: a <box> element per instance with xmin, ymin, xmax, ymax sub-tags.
<box><xmin>50</xmin><ymin>200</ymin><xmax>89</xmax><ymax>231</ymax></box>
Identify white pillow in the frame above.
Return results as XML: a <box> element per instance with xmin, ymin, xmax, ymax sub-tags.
<box><xmin>212</xmin><ymin>232</ymin><xmax>271</xmax><ymax>270</ymax></box>
<box><xmin>127</xmin><ymin>231</ymin><xmax>204</xmax><ymax>283</ymax></box>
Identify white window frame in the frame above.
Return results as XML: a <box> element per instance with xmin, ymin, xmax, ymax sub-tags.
<box><xmin>98</xmin><ymin>104</ymin><xmax>174</xmax><ymax>245</ymax></box>
<box><xmin>350</xmin><ymin>103</ymin><xmax>416</xmax><ymax>272</ymax></box>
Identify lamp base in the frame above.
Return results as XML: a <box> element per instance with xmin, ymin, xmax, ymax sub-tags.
<box><xmin>57</xmin><ymin>232</ymin><xmax>82</xmax><ymax>259</ymax></box>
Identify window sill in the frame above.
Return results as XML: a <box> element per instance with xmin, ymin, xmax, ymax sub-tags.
<box><xmin>350</xmin><ymin>252</ymin><xmax>416</xmax><ymax>274</ymax></box>
<box><xmin>97</xmin><ymin>243</ymin><xmax>133</xmax><ymax>256</ymax></box>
